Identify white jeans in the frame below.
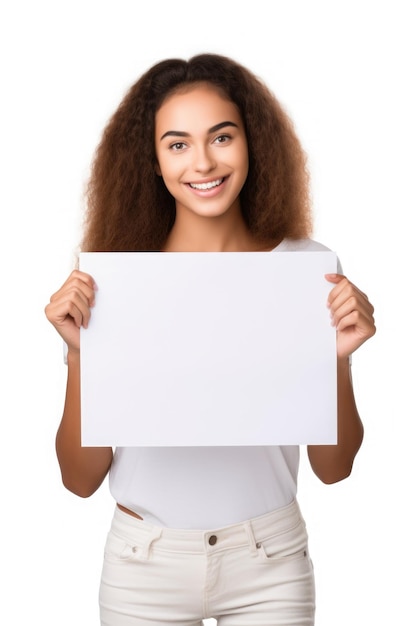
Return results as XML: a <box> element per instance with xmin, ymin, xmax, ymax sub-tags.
<box><xmin>99</xmin><ymin>500</ymin><xmax>315</xmax><ymax>625</ymax></box>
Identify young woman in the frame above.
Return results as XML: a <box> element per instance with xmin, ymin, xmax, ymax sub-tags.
<box><xmin>45</xmin><ymin>54</ymin><xmax>376</xmax><ymax>625</ymax></box>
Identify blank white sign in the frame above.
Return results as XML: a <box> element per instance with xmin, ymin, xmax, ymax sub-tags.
<box><xmin>79</xmin><ymin>251</ymin><xmax>337</xmax><ymax>446</ymax></box>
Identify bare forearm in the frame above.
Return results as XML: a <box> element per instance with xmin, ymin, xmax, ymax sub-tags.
<box><xmin>56</xmin><ymin>350</ymin><xmax>113</xmax><ymax>497</ymax></box>
<box><xmin>307</xmin><ymin>357</ymin><xmax>364</xmax><ymax>483</ymax></box>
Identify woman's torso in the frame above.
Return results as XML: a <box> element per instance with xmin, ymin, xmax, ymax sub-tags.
<box><xmin>109</xmin><ymin>238</ymin><xmax>337</xmax><ymax>529</ymax></box>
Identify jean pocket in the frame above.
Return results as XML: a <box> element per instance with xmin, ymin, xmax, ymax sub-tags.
<box><xmin>103</xmin><ymin>530</ymin><xmax>142</xmax><ymax>562</ymax></box>
<box><xmin>256</xmin><ymin>521</ymin><xmax>309</xmax><ymax>563</ymax></box>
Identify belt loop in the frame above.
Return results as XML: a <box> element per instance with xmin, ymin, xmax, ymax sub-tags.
<box><xmin>243</xmin><ymin>521</ymin><xmax>258</xmax><ymax>556</ymax></box>
<box><xmin>139</xmin><ymin>527</ymin><xmax>163</xmax><ymax>561</ymax></box>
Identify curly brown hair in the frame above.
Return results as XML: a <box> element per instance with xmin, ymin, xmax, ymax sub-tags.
<box><xmin>81</xmin><ymin>53</ymin><xmax>312</xmax><ymax>252</ymax></box>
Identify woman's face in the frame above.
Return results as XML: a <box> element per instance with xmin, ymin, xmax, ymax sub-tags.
<box><xmin>154</xmin><ymin>83</ymin><xmax>249</xmax><ymax>222</ymax></box>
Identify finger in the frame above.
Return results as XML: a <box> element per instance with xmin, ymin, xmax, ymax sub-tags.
<box><xmin>49</xmin><ymin>280</ymin><xmax>96</xmax><ymax>307</ymax></box>
<box><xmin>68</xmin><ymin>269</ymin><xmax>97</xmax><ymax>289</ymax></box>
<box><xmin>336</xmin><ymin>310</ymin><xmax>376</xmax><ymax>339</ymax></box>
<box><xmin>326</xmin><ymin>273</ymin><xmax>369</xmax><ymax>300</ymax></box>
<box><xmin>50</xmin><ymin>279</ymin><xmax>97</xmax><ymax>312</ymax></box>
<box><xmin>326</xmin><ymin>275</ymin><xmax>349</xmax><ymax>307</ymax></box>
<box><xmin>325</xmin><ymin>273</ymin><xmax>345</xmax><ymax>284</ymax></box>
<box><xmin>327</xmin><ymin>277</ymin><xmax>372</xmax><ymax>312</ymax></box>
<box><xmin>330</xmin><ymin>294</ymin><xmax>374</xmax><ymax>329</ymax></box>
<box><xmin>46</xmin><ymin>291</ymin><xmax>92</xmax><ymax>327</ymax></box>
<box><xmin>50</xmin><ymin>271</ymin><xmax>97</xmax><ymax>305</ymax></box>
<box><xmin>45</xmin><ymin>290</ymin><xmax>93</xmax><ymax>329</ymax></box>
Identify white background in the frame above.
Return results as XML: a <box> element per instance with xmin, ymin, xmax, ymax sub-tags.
<box><xmin>1</xmin><ymin>1</ymin><xmax>415</xmax><ymax>624</ymax></box>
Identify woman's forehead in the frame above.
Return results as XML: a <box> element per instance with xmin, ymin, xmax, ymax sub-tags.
<box><xmin>155</xmin><ymin>83</ymin><xmax>241</xmax><ymax>132</ymax></box>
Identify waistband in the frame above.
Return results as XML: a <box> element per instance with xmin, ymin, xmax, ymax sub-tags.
<box><xmin>111</xmin><ymin>500</ymin><xmax>304</xmax><ymax>556</ymax></box>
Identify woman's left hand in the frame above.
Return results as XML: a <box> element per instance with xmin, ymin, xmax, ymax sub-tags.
<box><xmin>325</xmin><ymin>274</ymin><xmax>376</xmax><ymax>360</ymax></box>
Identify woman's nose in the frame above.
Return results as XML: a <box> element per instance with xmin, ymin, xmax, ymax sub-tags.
<box><xmin>193</xmin><ymin>145</ymin><xmax>216</xmax><ymax>173</ymax></box>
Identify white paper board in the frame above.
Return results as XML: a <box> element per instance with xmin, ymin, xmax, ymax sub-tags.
<box><xmin>79</xmin><ymin>251</ymin><xmax>337</xmax><ymax>446</ymax></box>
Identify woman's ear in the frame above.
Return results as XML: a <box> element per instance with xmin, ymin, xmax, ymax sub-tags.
<box><xmin>155</xmin><ymin>162</ymin><xmax>162</xmax><ymax>176</ymax></box>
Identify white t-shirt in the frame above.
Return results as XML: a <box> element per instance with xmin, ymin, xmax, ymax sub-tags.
<box><xmin>108</xmin><ymin>238</ymin><xmax>340</xmax><ymax>529</ymax></box>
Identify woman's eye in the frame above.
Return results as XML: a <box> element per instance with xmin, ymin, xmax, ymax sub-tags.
<box><xmin>214</xmin><ymin>134</ymin><xmax>231</xmax><ymax>144</ymax></box>
<box><xmin>170</xmin><ymin>142</ymin><xmax>186</xmax><ymax>151</ymax></box>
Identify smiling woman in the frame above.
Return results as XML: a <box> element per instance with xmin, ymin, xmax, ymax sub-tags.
<box><xmin>79</xmin><ymin>55</ymin><xmax>313</xmax><ymax>254</ymax></box>
<box><xmin>44</xmin><ymin>53</ymin><xmax>376</xmax><ymax>625</ymax></box>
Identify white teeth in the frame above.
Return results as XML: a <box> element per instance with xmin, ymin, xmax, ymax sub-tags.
<box><xmin>189</xmin><ymin>178</ymin><xmax>223</xmax><ymax>190</ymax></box>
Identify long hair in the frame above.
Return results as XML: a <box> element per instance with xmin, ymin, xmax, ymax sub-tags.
<box><xmin>81</xmin><ymin>54</ymin><xmax>312</xmax><ymax>252</ymax></box>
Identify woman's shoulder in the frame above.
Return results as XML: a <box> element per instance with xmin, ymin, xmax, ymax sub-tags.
<box><xmin>272</xmin><ymin>238</ymin><xmax>333</xmax><ymax>253</ymax></box>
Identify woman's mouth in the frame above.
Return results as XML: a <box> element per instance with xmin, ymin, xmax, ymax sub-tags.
<box><xmin>188</xmin><ymin>177</ymin><xmax>225</xmax><ymax>190</ymax></box>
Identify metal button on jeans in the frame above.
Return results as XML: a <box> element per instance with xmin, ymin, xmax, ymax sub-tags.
<box><xmin>208</xmin><ymin>535</ymin><xmax>217</xmax><ymax>546</ymax></box>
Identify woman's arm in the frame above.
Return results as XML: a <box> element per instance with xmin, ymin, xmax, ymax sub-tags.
<box><xmin>56</xmin><ymin>349</ymin><xmax>113</xmax><ymax>497</ymax></box>
<box><xmin>307</xmin><ymin>274</ymin><xmax>376</xmax><ymax>483</ymax></box>
<box><xmin>45</xmin><ymin>270</ymin><xmax>113</xmax><ymax>497</ymax></box>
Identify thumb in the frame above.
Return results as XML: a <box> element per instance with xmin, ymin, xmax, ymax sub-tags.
<box><xmin>325</xmin><ymin>273</ymin><xmax>345</xmax><ymax>284</ymax></box>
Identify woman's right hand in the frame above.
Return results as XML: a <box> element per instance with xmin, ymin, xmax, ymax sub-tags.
<box><xmin>45</xmin><ymin>270</ymin><xmax>97</xmax><ymax>353</ymax></box>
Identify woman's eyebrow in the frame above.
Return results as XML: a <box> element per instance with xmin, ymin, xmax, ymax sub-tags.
<box><xmin>159</xmin><ymin>121</ymin><xmax>238</xmax><ymax>141</ymax></box>
<box><xmin>208</xmin><ymin>121</ymin><xmax>238</xmax><ymax>134</ymax></box>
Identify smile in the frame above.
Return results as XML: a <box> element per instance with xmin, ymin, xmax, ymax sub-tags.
<box><xmin>188</xmin><ymin>178</ymin><xmax>224</xmax><ymax>190</ymax></box>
